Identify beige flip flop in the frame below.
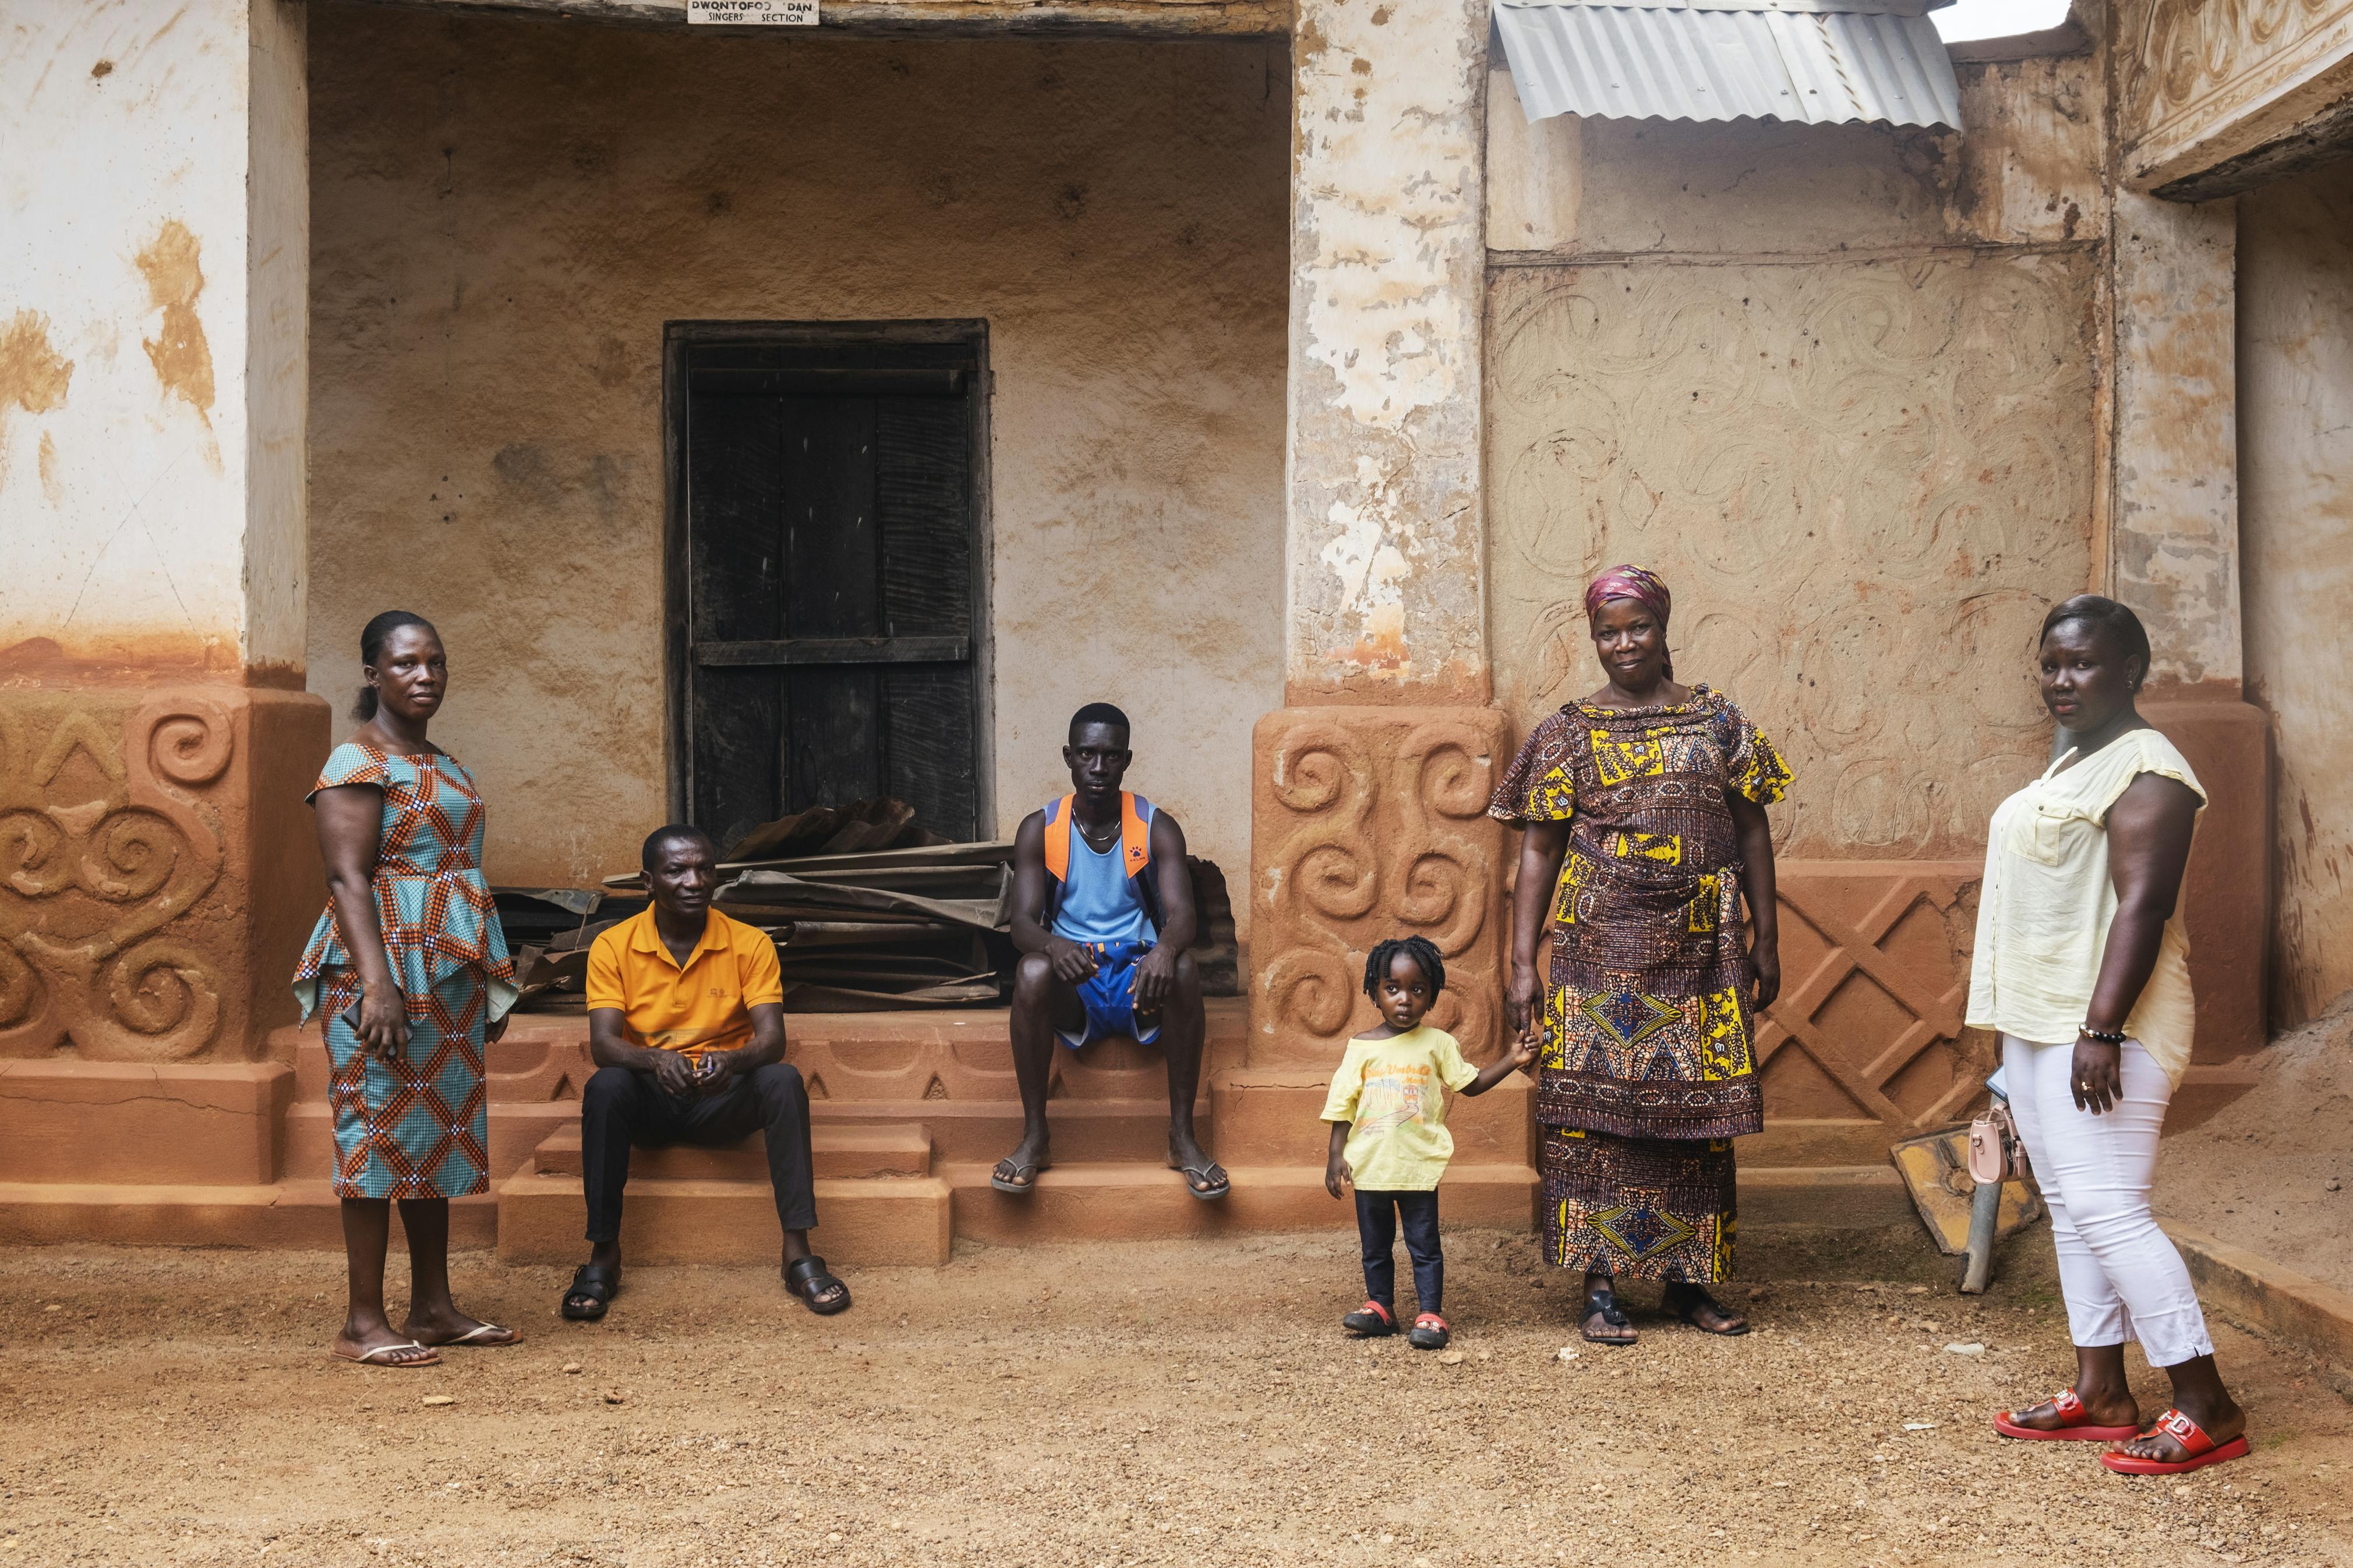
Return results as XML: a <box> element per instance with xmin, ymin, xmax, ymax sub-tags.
<box><xmin>334</xmin><ymin>1339</ymin><xmax>441</xmax><ymax>1367</ymax></box>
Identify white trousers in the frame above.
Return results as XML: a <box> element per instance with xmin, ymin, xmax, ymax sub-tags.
<box><xmin>2002</xmin><ymin>1034</ymin><xmax>2214</xmax><ymax>1368</ymax></box>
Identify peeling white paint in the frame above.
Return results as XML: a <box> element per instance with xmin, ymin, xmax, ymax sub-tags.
<box><xmin>1286</xmin><ymin>0</ymin><xmax>1489</xmax><ymax>695</ymax></box>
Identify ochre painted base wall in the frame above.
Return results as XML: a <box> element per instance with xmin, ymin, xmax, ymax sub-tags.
<box><xmin>305</xmin><ymin>7</ymin><xmax>1289</xmax><ymax>921</ymax></box>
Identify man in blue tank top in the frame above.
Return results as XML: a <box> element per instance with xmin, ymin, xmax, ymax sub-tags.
<box><xmin>991</xmin><ymin>703</ymin><xmax>1227</xmax><ymax>1200</ymax></box>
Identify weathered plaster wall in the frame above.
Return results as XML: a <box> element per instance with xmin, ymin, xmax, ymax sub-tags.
<box><xmin>1486</xmin><ymin>54</ymin><xmax>2110</xmax><ymax>861</ymax></box>
<box><xmin>1</xmin><ymin>0</ymin><xmax>308</xmax><ymax>677</ymax></box>
<box><xmin>1283</xmin><ymin>0</ymin><xmax>1488</xmax><ymax>701</ymax></box>
<box><xmin>2240</xmin><ymin>161</ymin><xmax>2353</xmax><ymax>1025</ymax></box>
<box><xmin>306</xmin><ymin>8</ymin><xmax>1288</xmax><ymax>905</ymax></box>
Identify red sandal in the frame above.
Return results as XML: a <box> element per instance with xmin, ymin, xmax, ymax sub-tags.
<box><xmin>1994</xmin><ymin>1387</ymin><xmax>2140</xmax><ymax>1443</ymax></box>
<box><xmin>2100</xmin><ymin>1408</ymin><xmax>2251</xmax><ymax>1475</ymax></box>
<box><xmin>1341</xmin><ymin>1300</ymin><xmax>1395</xmax><ymax>1337</ymax></box>
<box><xmin>1408</xmin><ymin>1312</ymin><xmax>1450</xmax><ymax>1351</ymax></box>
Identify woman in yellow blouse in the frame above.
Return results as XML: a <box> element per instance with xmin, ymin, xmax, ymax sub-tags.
<box><xmin>1969</xmin><ymin>595</ymin><xmax>2245</xmax><ymax>1475</ymax></box>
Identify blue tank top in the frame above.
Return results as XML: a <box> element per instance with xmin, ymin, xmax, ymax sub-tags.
<box><xmin>1050</xmin><ymin>802</ymin><xmax>1157</xmax><ymax>946</ymax></box>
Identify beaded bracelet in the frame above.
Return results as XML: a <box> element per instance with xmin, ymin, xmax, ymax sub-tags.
<box><xmin>2078</xmin><ymin>1024</ymin><xmax>2128</xmax><ymax>1045</ymax></box>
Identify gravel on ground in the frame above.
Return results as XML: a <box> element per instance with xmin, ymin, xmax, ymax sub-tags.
<box><xmin>3</xmin><ymin>1223</ymin><xmax>2348</xmax><ymax>1567</ymax></box>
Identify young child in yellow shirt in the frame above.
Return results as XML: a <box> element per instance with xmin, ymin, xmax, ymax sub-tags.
<box><xmin>1322</xmin><ymin>935</ymin><xmax>1535</xmax><ymax>1350</ymax></box>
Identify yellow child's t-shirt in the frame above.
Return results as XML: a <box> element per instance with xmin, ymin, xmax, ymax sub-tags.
<box><xmin>1319</xmin><ymin>1025</ymin><xmax>1479</xmax><ymax>1192</ymax></box>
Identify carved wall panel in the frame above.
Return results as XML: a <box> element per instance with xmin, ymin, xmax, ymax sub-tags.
<box><xmin>0</xmin><ymin>686</ymin><xmax>326</xmax><ymax>1061</ymax></box>
<box><xmin>1250</xmin><ymin>706</ymin><xmax>1510</xmax><ymax>1067</ymax></box>
<box><xmin>2117</xmin><ymin>0</ymin><xmax>2353</xmax><ymax>186</ymax></box>
<box><xmin>1488</xmin><ymin>252</ymin><xmax>2100</xmax><ymax>861</ymax></box>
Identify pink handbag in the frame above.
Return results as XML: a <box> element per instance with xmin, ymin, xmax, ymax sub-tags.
<box><xmin>1967</xmin><ymin>1102</ymin><xmax>2025</xmax><ymax>1185</ymax></box>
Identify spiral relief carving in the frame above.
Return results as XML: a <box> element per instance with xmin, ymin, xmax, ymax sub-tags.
<box><xmin>1252</xmin><ymin>706</ymin><xmax>1510</xmax><ymax>1062</ymax></box>
<box><xmin>0</xmin><ymin>696</ymin><xmax>232</xmax><ymax>1059</ymax></box>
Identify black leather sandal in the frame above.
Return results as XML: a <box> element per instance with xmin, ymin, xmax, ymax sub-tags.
<box><xmin>785</xmin><ymin>1255</ymin><xmax>852</xmax><ymax>1315</ymax></box>
<box><xmin>1581</xmin><ymin>1282</ymin><xmax>1637</xmax><ymax>1346</ymax></box>
<box><xmin>561</xmin><ymin>1263</ymin><xmax>619</xmax><ymax>1322</ymax></box>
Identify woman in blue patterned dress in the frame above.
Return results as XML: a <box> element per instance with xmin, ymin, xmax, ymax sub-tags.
<box><xmin>295</xmin><ymin>611</ymin><xmax>520</xmax><ymax>1367</ymax></box>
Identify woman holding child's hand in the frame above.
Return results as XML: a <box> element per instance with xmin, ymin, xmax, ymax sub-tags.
<box><xmin>1490</xmin><ymin>566</ymin><xmax>1790</xmax><ymax>1347</ymax></box>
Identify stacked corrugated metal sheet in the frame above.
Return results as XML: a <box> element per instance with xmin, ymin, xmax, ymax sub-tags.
<box><xmin>1494</xmin><ymin>0</ymin><xmax>1963</xmax><ymax>130</ymax></box>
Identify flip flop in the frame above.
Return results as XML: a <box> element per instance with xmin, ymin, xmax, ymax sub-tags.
<box><xmin>990</xmin><ymin>1157</ymin><xmax>1050</xmax><ymax>1195</ymax></box>
<box><xmin>2100</xmin><ymin>1408</ymin><xmax>2251</xmax><ymax>1475</ymax></box>
<box><xmin>1171</xmin><ymin>1159</ymin><xmax>1231</xmax><ymax>1201</ymax></box>
<box><xmin>333</xmin><ymin>1339</ymin><xmax>440</xmax><ymax>1368</ymax></box>
<box><xmin>785</xmin><ymin>1255</ymin><xmax>852</xmax><ymax>1316</ymax></box>
<box><xmin>1994</xmin><ymin>1387</ymin><xmax>2141</xmax><ymax>1443</ymax></box>
<box><xmin>1663</xmin><ymin>1282</ymin><xmax>1750</xmax><ymax>1336</ymax></box>
<box><xmin>415</xmin><ymin>1322</ymin><xmax>521</xmax><ymax>1348</ymax></box>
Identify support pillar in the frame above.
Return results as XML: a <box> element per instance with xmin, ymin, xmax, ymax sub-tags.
<box><xmin>2108</xmin><ymin>189</ymin><xmax>2271</xmax><ymax>1079</ymax></box>
<box><xmin>0</xmin><ymin>2</ymin><xmax>325</xmax><ymax>1215</ymax></box>
<box><xmin>1228</xmin><ymin>0</ymin><xmax>1532</xmax><ymax>1205</ymax></box>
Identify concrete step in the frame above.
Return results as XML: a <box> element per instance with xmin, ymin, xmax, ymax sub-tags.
<box><xmin>1738</xmin><ymin>1164</ymin><xmax>1912</xmax><ymax>1229</ymax></box>
<box><xmin>808</xmin><ymin>1097</ymin><xmax>1211</xmax><ymax>1164</ymax></box>
<box><xmin>937</xmin><ymin>1160</ymin><xmax>1542</xmax><ymax>1244</ymax></box>
<box><xmin>285</xmin><ymin>1100</ymin><xmax>577</xmax><ymax>1184</ymax></box>
<box><xmin>0</xmin><ymin>1179</ymin><xmax>497</xmax><ymax>1250</ymax></box>
<box><xmin>494</xmin><ymin>1167</ymin><xmax>952</xmax><ymax>1266</ymax></box>
<box><xmin>528</xmin><ymin>1123</ymin><xmax>931</xmax><ymax>1180</ymax></box>
<box><xmin>1207</xmin><ymin>1069</ymin><xmax>1534</xmax><ymax>1166</ymax></box>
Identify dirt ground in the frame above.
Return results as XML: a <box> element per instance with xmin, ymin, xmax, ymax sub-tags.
<box><xmin>4</xmin><ymin>1223</ymin><xmax>2350</xmax><ymax>1568</ymax></box>
<box><xmin>2157</xmin><ymin>999</ymin><xmax>2353</xmax><ymax>1296</ymax></box>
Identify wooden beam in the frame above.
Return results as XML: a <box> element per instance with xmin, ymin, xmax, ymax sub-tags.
<box><xmin>340</xmin><ymin>0</ymin><xmax>1291</xmax><ymax>37</ymax></box>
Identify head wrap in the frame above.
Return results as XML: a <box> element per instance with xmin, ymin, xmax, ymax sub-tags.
<box><xmin>1583</xmin><ymin>564</ymin><xmax>1674</xmax><ymax>681</ymax></box>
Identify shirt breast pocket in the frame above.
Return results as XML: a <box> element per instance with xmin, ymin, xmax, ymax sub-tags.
<box><xmin>2014</xmin><ymin>801</ymin><xmax>2082</xmax><ymax>867</ymax></box>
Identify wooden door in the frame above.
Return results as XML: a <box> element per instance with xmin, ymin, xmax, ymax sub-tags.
<box><xmin>672</xmin><ymin>330</ymin><xmax>986</xmax><ymax>852</ymax></box>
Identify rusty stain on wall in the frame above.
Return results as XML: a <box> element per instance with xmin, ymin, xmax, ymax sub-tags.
<box><xmin>0</xmin><ymin>310</ymin><xmax>74</xmax><ymax>490</ymax></box>
<box><xmin>134</xmin><ymin>220</ymin><xmax>215</xmax><ymax>422</ymax></box>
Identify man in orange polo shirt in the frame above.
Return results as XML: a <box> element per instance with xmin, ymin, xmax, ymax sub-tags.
<box><xmin>558</xmin><ymin>825</ymin><xmax>850</xmax><ymax>1320</ymax></box>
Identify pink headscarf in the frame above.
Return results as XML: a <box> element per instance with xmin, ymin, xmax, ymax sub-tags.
<box><xmin>1583</xmin><ymin>564</ymin><xmax>1674</xmax><ymax>680</ymax></box>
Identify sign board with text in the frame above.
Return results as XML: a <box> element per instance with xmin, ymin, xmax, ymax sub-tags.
<box><xmin>687</xmin><ymin>0</ymin><xmax>818</xmax><ymax>23</ymax></box>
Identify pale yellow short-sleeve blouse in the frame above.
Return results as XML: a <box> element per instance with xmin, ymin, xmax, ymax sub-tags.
<box><xmin>1965</xmin><ymin>728</ymin><xmax>2205</xmax><ymax>1086</ymax></box>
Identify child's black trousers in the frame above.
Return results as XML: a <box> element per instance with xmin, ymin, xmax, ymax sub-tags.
<box><xmin>1355</xmin><ymin>1188</ymin><xmax>1442</xmax><ymax>1314</ymax></box>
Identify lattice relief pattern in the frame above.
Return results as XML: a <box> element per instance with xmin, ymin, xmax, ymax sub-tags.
<box><xmin>0</xmin><ymin>695</ymin><xmax>232</xmax><ymax>1058</ymax></box>
<box><xmin>1488</xmin><ymin>253</ymin><xmax>2098</xmax><ymax>860</ymax></box>
<box><xmin>1252</xmin><ymin>707</ymin><xmax>1510</xmax><ymax>1065</ymax></box>
<box><xmin>1760</xmin><ymin>866</ymin><xmax>1989</xmax><ymax>1131</ymax></box>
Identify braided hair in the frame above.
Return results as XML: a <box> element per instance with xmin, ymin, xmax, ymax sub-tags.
<box><xmin>1362</xmin><ymin>935</ymin><xmax>1446</xmax><ymax>1001</ymax></box>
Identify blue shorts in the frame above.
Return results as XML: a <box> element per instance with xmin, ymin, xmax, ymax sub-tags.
<box><xmin>1054</xmin><ymin>940</ymin><xmax>1165</xmax><ymax>1050</ymax></box>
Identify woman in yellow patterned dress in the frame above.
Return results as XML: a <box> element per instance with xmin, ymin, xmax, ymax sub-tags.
<box><xmin>1490</xmin><ymin>566</ymin><xmax>1791</xmax><ymax>1346</ymax></box>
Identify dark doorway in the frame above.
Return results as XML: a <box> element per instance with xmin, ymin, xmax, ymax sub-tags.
<box><xmin>665</xmin><ymin>323</ymin><xmax>990</xmax><ymax>852</ymax></box>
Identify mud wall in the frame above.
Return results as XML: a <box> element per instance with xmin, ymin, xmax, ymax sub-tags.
<box><xmin>2239</xmin><ymin>160</ymin><xmax>2353</xmax><ymax>1025</ymax></box>
<box><xmin>305</xmin><ymin>6</ymin><xmax>1288</xmax><ymax>913</ymax></box>
<box><xmin>1485</xmin><ymin>55</ymin><xmax>2108</xmax><ymax>861</ymax></box>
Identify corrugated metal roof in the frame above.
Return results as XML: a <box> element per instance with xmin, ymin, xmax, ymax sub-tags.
<box><xmin>1495</xmin><ymin>0</ymin><xmax>1964</xmax><ymax>130</ymax></box>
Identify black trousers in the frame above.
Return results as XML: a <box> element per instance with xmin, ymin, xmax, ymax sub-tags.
<box><xmin>1355</xmin><ymin>1188</ymin><xmax>1443</xmax><ymax>1314</ymax></box>
<box><xmin>580</xmin><ymin>1062</ymin><xmax>817</xmax><ymax>1244</ymax></box>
